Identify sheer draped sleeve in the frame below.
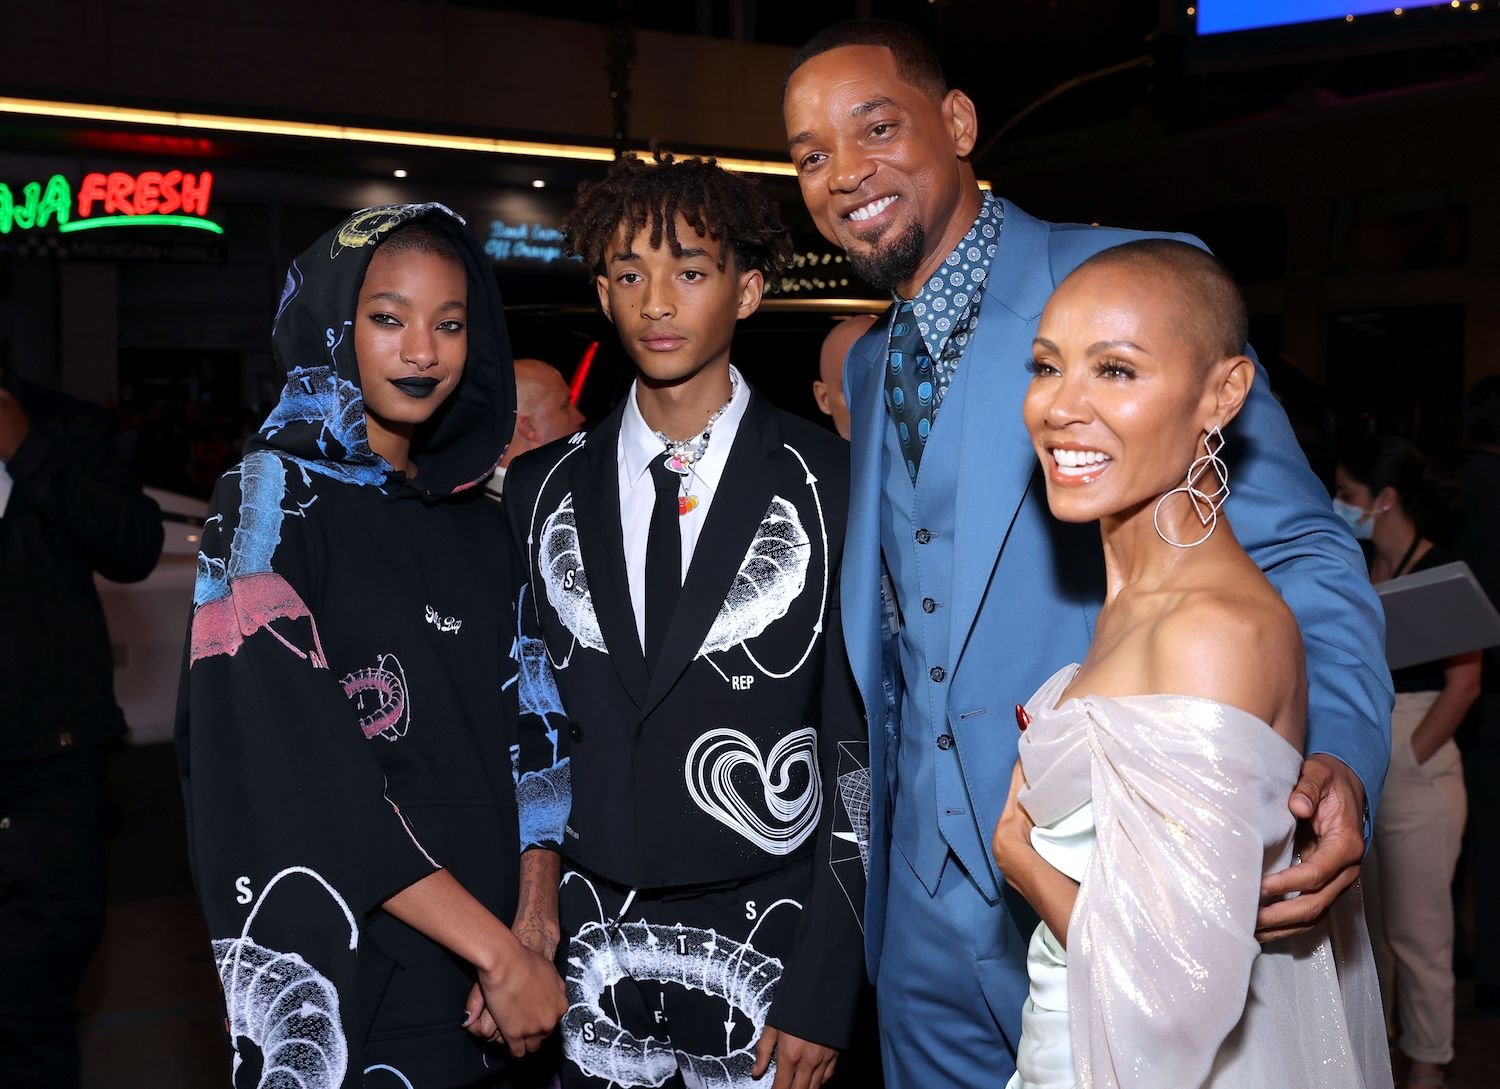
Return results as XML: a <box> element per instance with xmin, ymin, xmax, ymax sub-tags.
<box><xmin>1064</xmin><ymin>695</ymin><xmax>1297</xmax><ymax>1088</ymax></box>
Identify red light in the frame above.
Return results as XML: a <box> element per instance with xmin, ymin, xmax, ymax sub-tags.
<box><xmin>569</xmin><ymin>340</ymin><xmax>598</xmax><ymax>406</ymax></box>
<box><xmin>75</xmin><ymin>130</ymin><xmax>216</xmax><ymax>157</ymax></box>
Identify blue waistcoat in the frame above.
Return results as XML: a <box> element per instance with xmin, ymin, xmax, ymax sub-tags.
<box><xmin>880</xmin><ymin>345</ymin><xmax>982</xmax><ymax>894</ymax></box>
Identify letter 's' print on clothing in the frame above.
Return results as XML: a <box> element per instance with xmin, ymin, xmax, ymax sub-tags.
<box><xmin>215</xmin><ymin>866</ymin><xmax>356</xmax><ymax>1089</ymax></box>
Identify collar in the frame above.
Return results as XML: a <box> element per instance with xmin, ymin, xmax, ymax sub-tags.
<box><xmin>620</xmin><ymin>364</ymin><xmax>750</xmax><ymax>491</ymax></box>
<box><xmin>901</xmin><ymin>191</ymin><xmax>1002</xmax><ymax>358</ymax></box>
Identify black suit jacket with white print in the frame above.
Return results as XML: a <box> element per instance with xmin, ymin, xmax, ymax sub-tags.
<box><xmin>503</xmin><ymin>385</ymin><xmax>867</xmax><ymax>1049</ymax></box>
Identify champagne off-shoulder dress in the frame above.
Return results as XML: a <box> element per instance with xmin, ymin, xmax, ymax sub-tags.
<box><xmin>1005</xmin><ymin>665</ymin><xmax>1392</xmax><ymax>1089</ymax></box>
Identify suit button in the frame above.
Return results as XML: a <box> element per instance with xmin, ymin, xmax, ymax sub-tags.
<box><xmin>915</xmin><ymin>528</ymin><xmax>932</xmax><ymax>544</ymax></box>
<box><xmin>936</xmin><ymin>733</ymin><xmax>954</xmax><ymax>750</ymax></box>
<box><xmin>930</xmin><ymin>666</ymin><xmax>946</xmax><ymax>682</ymax></box>
<box><xmin>569</xmin><ymin>722</ymin><xmax>583</xmax><ymax>742</ymax></box>
<box><xmin>922</xmin><ymin>597</ymin><xmax>937</xmax><ymax>613</ymax></box>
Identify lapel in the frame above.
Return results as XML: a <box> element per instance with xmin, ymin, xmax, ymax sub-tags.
<box><xmin>638</xmin><ymin>389</ymin><xmax>782</xmax><ymax>722</ymax></box>
<box><xmin>842</xmin><ymin>308</ymin><xmax>894</xmax><ymax>719</ymax></box>
<box><xmin>568</xmin><ymin>403</ymin><xmax>651</xmax><ymax>707</ymax></box>
<box><xmin>947</xmin><ymin>200</ymin><xmax>1058</xmax><ymax>664</ymax></box>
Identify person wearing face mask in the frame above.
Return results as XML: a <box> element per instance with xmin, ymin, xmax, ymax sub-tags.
<box><xmin>1334</xmin><ymin>435</ymin><xmax>1479</xmax><ymax>1089</ymax></box>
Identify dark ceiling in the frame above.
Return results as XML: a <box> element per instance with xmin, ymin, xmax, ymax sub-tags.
<box><xmin>439</xmin><ymin>0</ymin><xmax>1500</xmax><ymax>167</ymax></box>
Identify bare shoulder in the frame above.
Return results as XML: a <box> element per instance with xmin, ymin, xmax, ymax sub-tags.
<box><xmin>1146</xmin><ymin>580</ymin><xmax>1306</xmax><ymax>739</ymax></box>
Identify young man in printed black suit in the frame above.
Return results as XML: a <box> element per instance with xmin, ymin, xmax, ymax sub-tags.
<box><xmin>501</xmin><ymin>152</ymin><xmax>867</xmax><ymax>1089</ymax></box>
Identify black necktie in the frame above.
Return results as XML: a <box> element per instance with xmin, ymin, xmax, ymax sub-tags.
<box><xmin>644</xmin><ymin>455</ymin><xmax>682</xmax><ymax>664</ymax></box>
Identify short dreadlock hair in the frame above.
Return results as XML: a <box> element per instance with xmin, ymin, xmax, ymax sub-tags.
<box><xmin>564</xmin><ymin>151</ymin><xmax>792</xmax><ymax>285</ymax></box>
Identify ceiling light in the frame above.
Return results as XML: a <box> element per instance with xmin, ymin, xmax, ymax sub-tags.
<box><xmin>392</xmin><ymin>169</ymin><xmax>407</xmax><ymax>178</ymax></box>
<box><xmin>0</xmin><ymin>96</ymin><xmax>995</xmax><ymax>188</ymax></box>
<box><xmin>531</xmin><ymin>179</ymin><xmax>546</xmax><ymax>188</ymax></box>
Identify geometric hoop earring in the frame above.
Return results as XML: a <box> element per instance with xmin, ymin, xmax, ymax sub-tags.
<box><xmin>1153</xmin><ymin>425</ymin><xmax>1230</xmax><ymax>549</ymax></box>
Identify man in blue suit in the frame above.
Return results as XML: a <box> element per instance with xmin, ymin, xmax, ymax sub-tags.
<box><xmin>782</xmin><ymin>21</ymin><xmax>1393</xmax><ymax>1086</ymax></box>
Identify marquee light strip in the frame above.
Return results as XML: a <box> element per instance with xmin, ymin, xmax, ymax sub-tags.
<box><xmin>0</xmin><ymin>96</ymin><xmax>992</xmax><ymax>189</ymax></box>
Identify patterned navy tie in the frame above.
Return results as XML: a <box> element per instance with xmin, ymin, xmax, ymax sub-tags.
<box><xmin>884</xmin><ymin>300</ymin><xmax>936</xmax><ymax>483</ymax></box>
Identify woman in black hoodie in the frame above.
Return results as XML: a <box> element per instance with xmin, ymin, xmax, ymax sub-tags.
<box><xmin>177</xmin><ymin>203</ymin><xmax>565</xmax><ymax>1089</ymax></box>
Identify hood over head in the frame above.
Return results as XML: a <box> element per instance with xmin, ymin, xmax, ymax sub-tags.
<box><xmin>251</xmin><ymin>202</ymin><xmax>516</xmax><ymax>499</ymax></box>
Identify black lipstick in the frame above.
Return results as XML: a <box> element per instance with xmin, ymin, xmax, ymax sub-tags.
<box><xmin>391</xmin><ymin>377</ymin><xmax>440</xmax><ymax>398</ymax></box>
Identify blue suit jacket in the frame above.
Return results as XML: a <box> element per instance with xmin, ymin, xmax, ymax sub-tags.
<box><xmin>843</xmin><ymin>199</ymin><xmax>1394</xmax><ymax>981</ymax></box>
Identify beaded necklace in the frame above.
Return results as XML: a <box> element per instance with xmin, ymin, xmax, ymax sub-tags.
<box><xmin>652</xmin><ymin>371</ymin><xmax>738</xmax><ymax>516</ymax></box>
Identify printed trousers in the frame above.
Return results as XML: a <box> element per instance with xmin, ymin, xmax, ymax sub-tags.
<box><xmin>556</xmin><ymin>859</ymin><xmax>810</xmax><ymax>1089</ymax></box>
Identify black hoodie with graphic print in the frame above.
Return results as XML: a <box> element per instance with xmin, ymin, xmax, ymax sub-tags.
<box><xmin>176</xmin><ymin>204</ymin><xmax>530</xmax><ymax>1089</ymax></box>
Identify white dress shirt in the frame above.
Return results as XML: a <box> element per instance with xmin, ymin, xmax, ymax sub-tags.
<box><xmin>618</xmin><ymin>366</ymin><xmax>750</xmax><ymax>649</ymax></box>
<box><xmin>0</xmin><ymin>459</ymin><xmax>12</xmax><ymax>518</ymax></box>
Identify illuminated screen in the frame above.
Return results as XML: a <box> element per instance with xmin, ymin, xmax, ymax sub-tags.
<box><xmin>1196</xmin><ymin>1</ymin><xmax>1399</xmax><ymax>35</ymax></box>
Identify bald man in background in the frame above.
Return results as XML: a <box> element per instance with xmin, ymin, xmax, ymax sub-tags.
<box><xmin>488</xmin><ymin>358</ymin><xmax>585</xmax><ymax>497</ymax></box>
<box><xmin>813</xmin><ymin>314</ymin><xmax>876</xmax><ymax>441</ymax></box>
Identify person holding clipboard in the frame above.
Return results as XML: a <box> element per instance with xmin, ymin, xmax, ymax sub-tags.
<box><xmin>1335</xmin><ymin>435</ymin><xmax>1481</xmax><ymax>1089</ymax></box>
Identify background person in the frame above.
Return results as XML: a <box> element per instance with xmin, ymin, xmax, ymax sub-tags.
<box><xmin>1336</xmin><ymin>435</ymin><xmax>1480</xmax><ymax>1089</ymax></box>
<box><xmin>1457</xmin><ymin>377</ymin><xmax>1500</xmax><ymax>1015</ymax></box>
<box><xmin>487</xmin><ymin>358</ymin><xmax>585</xmax><ymax>498</ymax></box>
<box><xmin>813</xmin><ymin>314</ymin><xmax>876</xmax><ymax>440</ymax></box>
<box><xmin>0</xmin><ymin>366</ymin><xmax>163</xmax><ymax>1089</ymax></box>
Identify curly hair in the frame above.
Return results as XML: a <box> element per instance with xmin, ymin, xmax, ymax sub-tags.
<box><xmin>564</xmin><ymin>151</ymin><xmax>792</xmax><ymax>285</ymax></box>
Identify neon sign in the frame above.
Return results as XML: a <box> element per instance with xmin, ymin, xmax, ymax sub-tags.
<box><xmin>0</xmin><ymin>170</ymin><xmax>221</xmax><ymax>235</ymax></box>
<box><xmin>484</xmin><ymin>219</ymin><xmax>575</xmax><ymax>265</ymax></box>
